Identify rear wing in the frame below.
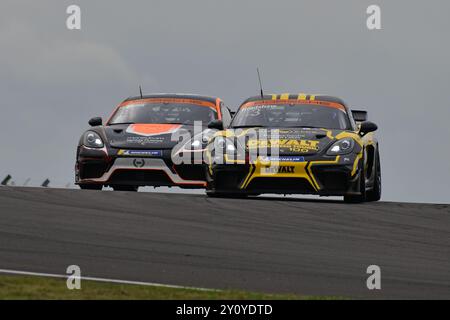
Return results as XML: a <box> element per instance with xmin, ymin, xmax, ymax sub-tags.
<box><xmin>351</xmin><ymin>109</ymin><xmax>368</xmax><ymax>122</ymax></box>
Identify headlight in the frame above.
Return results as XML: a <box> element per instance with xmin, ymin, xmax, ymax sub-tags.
<box><xmin>326</xmin><ymin>138</ymin><xmax>354</xmax><ymax>155</ymax></box>
<box><xmin>191</xmin><ymin>134</ymin><xmax>210</xmax><ymax>148</ymax></box>
<box><xmin>191</xmin><ymin>140</ymin><xmax>202</xmax><ymax>148</ymax></box>
<box><xmin>208</xmin><ymin>136</ymin><xmax>245</xmax><ymax>164</ymax></box>
<box><xmin>215</xmin><ymin>137</ymin><xmax>236</xmax><ymax>152</ymax></box>
<box><xmin>181</xmin><ymin>130</ymin><xmax>215</xmax><ymax>151</ymax></box>
<box><xmin>83</xmin><ymin>131</ymin><xmax>104</xmax><ymax>148</ymax></box>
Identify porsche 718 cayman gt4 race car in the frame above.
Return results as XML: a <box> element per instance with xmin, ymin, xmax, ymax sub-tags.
<box><xmin>205</xmin><ymin>93</ymin><xmax>381</xmax><ymax>202</ymax></box>
<box><xmin>75</xmin><ymin>94</ymin><xmax>233</xmax><ymax>191</ymax></box>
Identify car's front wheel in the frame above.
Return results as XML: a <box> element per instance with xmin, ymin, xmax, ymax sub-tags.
<box><xmin>344</xmin><ymin>158</ymin><xmax>366</xmax><ymax>203</ymax></box>
<box><xmin>206</xmin><ymin>191</ymin><xmax>248</xmax><ymax>199</ymax></box>
<box><xmin>366</xmin><ymin>150</ymin><xmax>381</xmax><ymax>202</ymax></box>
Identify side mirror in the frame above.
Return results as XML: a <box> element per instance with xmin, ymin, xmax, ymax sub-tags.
<box><xmin>208</xmin><ymin>120</ymin><xmax>224</xmax><ymax>130</ymax></box>
<box><xmin>88</xmin><ymin>117</ymin><xmax>102</xmax><ymax>127</ymax></box>
<box><xmin>359</xmin><ymin>121</ymin><xmax>377</xmax><ymax>135</ymax></box>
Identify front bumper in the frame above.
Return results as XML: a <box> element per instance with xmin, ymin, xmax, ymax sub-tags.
<box><xmin>207</xmin><ymin>155</ymin><xmax>362</xmax><ymax>196</ymax></box>
<box><xmin>76</xmin><ymin>147</ymin><xmax>206</xmax><ymax>188</ymax></box>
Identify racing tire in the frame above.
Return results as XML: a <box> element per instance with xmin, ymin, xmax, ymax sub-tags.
<box><xmin>206</xmin><ymin>192</ymin><xmax>225</xmax><ymax>198</ymax></box>
<box><xmin>112</xmin><ymin>185</ymin><xmax>139</xmax><ymax>192</ymax></box>
<box><xmin>366</xmin><ymin>150</ymin><xmax>381</xmax><ymax>202</ymax></box>
<box><xmin>226</xmin><ymin>194</ymin><xmax>248</xmax><ymax>199</ymax></box>
<box><xmin>205</xmin><ymin>169</ymin><xmax>248</xmax><ymax>198</ymax></box>
<box><xmin>344</xmin><ymin>157</ymin><xmax>366</xmax><ymax>203</ymax></box>
<box><xmin>79</xmin><ymin>184</ymin><xmax>102</xmax><ymax>190</ymax></box>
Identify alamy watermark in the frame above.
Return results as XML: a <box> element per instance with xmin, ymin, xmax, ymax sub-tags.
<box><xmin>66</xmin><ymin>265</ymin><xmax>81</xmax><ymax>290</ymax></box>
<box><xmin>367</xmin><ymin>5</ymin><xmax>381</xmax><ymax>30</ymax></box>
<box><xmin>66</xmin><ymin>5</ymin><xmax>381</xmax><ymax>31</ymax></box>
<box><xmin>169</xmin><ymin>122</ymin><xmax>283</xmax><ymax>175</ymax></box>
<box><xmin>366</xmin><ymin>265</ymin><xmax>381</xmax><ymax>290</ymax></box>
<box><xmin>66</xmin><ymin>5</ymin><xmax>81</xmax><ymax>30</ymax></box>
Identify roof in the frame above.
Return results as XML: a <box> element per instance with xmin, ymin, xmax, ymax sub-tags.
<box><xmin>124</xmin><ymin>93</ymin><xmax>219</xmax><ymax>104</ymax></box>
<box><xmin>241</xmin><ymin>94</ymin><xmax>347</xmax><ymax>107</ymax></box>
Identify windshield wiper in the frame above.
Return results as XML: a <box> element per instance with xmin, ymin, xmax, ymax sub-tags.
<box><xmin>232</xmin><ymin>125</ymin><xmax>266</xmax><ymax>128</ymax></box>
<box><xmin>285</xmin><ymin>125</ymin><xmax>320</xmax><ymax>129</ymax></box>
<box><xmin>109</xmin><ymin>122</ymin><xmax>135</xmax><ymax>125</ymax></box>
<box><xmin>110</xmin><ymin>122</ymin><xmax>187</xmax><ymax>125</ymax></box>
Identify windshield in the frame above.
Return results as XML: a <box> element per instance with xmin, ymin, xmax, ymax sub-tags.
<box><xmin>231</xmin><ymin>102</ymin><xmax>350</xmax><ymax>130</ymax></box>
<box><xmin>109</xmin><ymin>100</ymin><xmax>218</xmax><ymax>125</ymax></box>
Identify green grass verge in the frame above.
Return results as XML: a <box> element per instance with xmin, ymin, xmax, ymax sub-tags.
<box><xmin>0</xmin><ymin>275</ymin><xmax>339</xmax><ymax>300</ymax></box>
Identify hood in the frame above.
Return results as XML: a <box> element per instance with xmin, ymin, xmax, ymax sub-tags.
<box><xmin>226</xmin><ymin>127</ymin><xmax>347</xmax><ymax>156</ymax></box>
<box><xmin>104</xmin><ymin>123</ymin><xmax>199</xmax><ymax>149</ymax></box>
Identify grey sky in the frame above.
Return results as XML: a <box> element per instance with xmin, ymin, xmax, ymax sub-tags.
<box><xmin>0</xmin><ymin>0</ymin><xmax>449</xmax><ymax>203</ymax></box>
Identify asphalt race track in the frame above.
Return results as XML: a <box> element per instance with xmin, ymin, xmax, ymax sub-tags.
<box><xmin>0</xmin><ymin>186</ymin><xmax>449</xmax><ymax>299</ymax></box>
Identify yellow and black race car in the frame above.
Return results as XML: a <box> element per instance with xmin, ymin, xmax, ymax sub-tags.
<box><xmin>205</xmin><ymin>93</ymin><xmax>381</xmax><ymax>202</ymax></box>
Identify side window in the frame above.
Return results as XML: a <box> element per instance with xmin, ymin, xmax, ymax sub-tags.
<box><xmin>220</xmin><ymin>103</ymin><xmax>232</xmax><ymax>128</ymax></box>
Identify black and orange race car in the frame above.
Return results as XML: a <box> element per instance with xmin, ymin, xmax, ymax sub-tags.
<box><xmin>75</xmin><ymin>94</ymin><xmax>233</xmax><ymax>191</ymax></box>
<box><xmin>205</xmin><ymin>93</ymin><xmax>381</xmax><ymax>202</ymax></box>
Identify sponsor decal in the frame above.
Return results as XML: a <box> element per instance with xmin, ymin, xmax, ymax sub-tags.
<box><xmin>118</xmin><ymin>149</ymin><xmax>162</xmax><ymax>157</ymax></box>
<box><xmin>133</xmin><ymin>158</ymin><xmax>145</xmax><ymax>168</ymax></box>
<box><xmin>241</xmin><ymin>99</ymin><xmax>347</xmax><ymax>111</ymax></box>
<box><xmin>278</xmin><ymin>129</ymin><xmax>325</xmax><ymax>136</ymax></box>
<box><xmin>261</xmin><ymin>165</ymin><xmax>295</xmax><ymax>174</ymax></box>
<box><xmin>257</xmin><ymin>130</ymin><xmax>308</xmax><ymax>140</ymax></box>
<box><xmin>126</xmin><ymin>124</ymin><xmax>181</xmax><ymax>137</ymax></box>
<box><xmin>126</xmin><ymin>136</ymin><xmax>165</xmax><ymax>145</ymax></box>
<box><xmin>119</xmin><ymin>98</ymin><xmax>217</xmax><ymax>109</ymax></box>
<box><xmin>248</xmin><ymin>139</ymin><xmax>320</xmax><ymax>153</ymax></box>
<box><xmin>260</xmin><ymin>156</ymin><xmax>305</xmax><ymax>162</ymax></box>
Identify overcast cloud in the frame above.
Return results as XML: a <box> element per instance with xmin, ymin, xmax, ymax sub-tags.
<box><xmin>0</xmin><ymin>0</ymin><xmax>449</xmax><ymax>203</ymax></box>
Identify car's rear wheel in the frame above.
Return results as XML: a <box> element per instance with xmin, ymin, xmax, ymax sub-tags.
<box><xmin>79</xmin><ymin>184</ymin><xmax>102</xmax><ymax>190</ymax></box>
<box><xmin>366</xmin><ymin>150</ymin><xmax>381</xmax><ymax>202</ymax></box>
<box><xmin>112</xmin><ymin>185</ymin><xmax>139</xmax><ymax>192</ymax></box>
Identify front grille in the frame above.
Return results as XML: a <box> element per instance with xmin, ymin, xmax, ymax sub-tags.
<box><xmin>312</xmin><ymin>167</ymin><xmax>350</xmax><ymax>192</ymax></box>
<box><xmin>246</xmin><ymin>177</ymin><xmax>316</xmax><ymax>193</ymax></box>
<box><xmin>80</xmin><ymin>162</ymin><xmax>108</xmax><ymax>179</ymax></box>
<box><xmin>108</xmin><ymin>170</ymin><xmax>173</xmax><ymax>186</ymax></box>
<box><xmin>215</xmin><ymin>170</ymin><xmax>248</xmax><ymax>190</ymax></box>
<box><xmin>174</xmin><ymin>164</ymin><xmax>205</xmax><ymax>181</ymax></box>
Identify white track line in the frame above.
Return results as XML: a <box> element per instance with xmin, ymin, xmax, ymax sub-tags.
<box><xmin>0</xmin><ymin>268</ymin><xmax>216</xmax><ymax>292</ymax></box>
